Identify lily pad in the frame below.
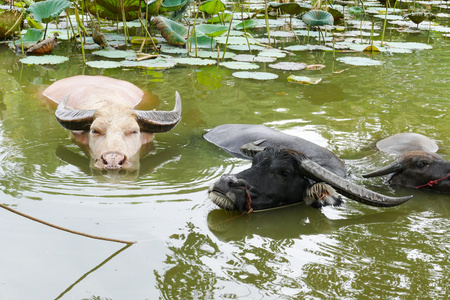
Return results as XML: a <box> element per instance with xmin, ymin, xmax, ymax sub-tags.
<box><xmin>20</xmin><ymin>55</ymin><xmax>69</xmax><ymax>65</ymax></box>
<box><xmin>220</xmin><ymin>61</ymin><xmax>260</xmax><ymax>70</ymax></box>
<box><xmin>121</xmin><ymin>57</ymin><xmax>176</xmax><ymax>69</ymax></box>
<box><xmin>86</xmin><ymin>60</ymin><xmax>122</xmax><ymax>69</ymax></box>
<box><xmin>193</xmin><ymin>50</ymin><xmax>236</xmax><ymax>59</ymax></box>
<box><xmin>337</xmin><ymin>56</ymin><xmax>383</xmax><ymax>66</ymax></box>
<box><xmin>215</xmin><ymin>36</ymin><xmax>259</xmax><ymax>45</ymax></box>
<box><xmin>258</xmin><ymin>50</ymin><xmax>287</xmax><ymax>58</ymax></box>
<box><xmin>287</xmin><ymin>75</ymin><xmax>322</xmax><ymax>85</ymax></box>
<box><xmin>172</xmin><ymin>57</ymin><xmax>216</xmax><ymax>66</ymax></box>
<box><xmin>92</xmin><ymin>49</ymin><xmax>137</xmax><ymax>59</ymax></box>
<box><xmin>232</xmin><ymin>71</ymin><xmax>278</xmax><ymax>80</ymax></box>
<box><xmin>232</xmin><ymin>54</ymin><xmax>277</xmax><ymax>63</ymax></box>
<box><xmin>269</xmin><ymin>62</ymin><xmax>307</xmax><ymax>70</ymax></box>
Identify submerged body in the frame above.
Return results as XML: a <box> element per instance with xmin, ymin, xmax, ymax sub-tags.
<box><xmin>364</xmin><ymin>133</ymin><xmax>450</xmax><ymax>193</ymax></box>
<box><xmin>43</xmin><ymin>75</ymin><xmax>182</xmax><ymax>170</ymax></box>
<box><xmin>205</xmin><ymin>124</ymin><xmax>412</xmax><ymax>211</ymax></box>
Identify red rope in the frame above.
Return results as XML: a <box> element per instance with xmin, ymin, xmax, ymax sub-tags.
<box><xmin>414</xmin><ymin>174</ymin><xmax>450</xmax><ymax>189</ymax></box>
<box><xmin>244</xmin><ymin>187</ymin><xmax>253</xmax><ymax>213</ymax></box>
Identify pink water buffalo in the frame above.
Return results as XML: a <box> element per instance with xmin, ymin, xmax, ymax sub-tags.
<box><xmin>43</xmin><ymin>75</ymin><xmax>182</xmax><ymax>170</ymax></box>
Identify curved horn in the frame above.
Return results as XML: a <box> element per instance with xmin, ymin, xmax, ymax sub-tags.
<box><xmin>362</xmin><ymin>161</ymin><xmax>404</xmax><ymax>178</ymax></box>
<box><xmin>135</xmin><ymin>91</ymin><xmax>182</xmax><ymax>133</ymax></box>
<box><xmin>298</xmin><ymin>158</ymin><xmax>412</xmax><ymax>207</ymax></box>
<box><xmin>55</xmin><ymin>94</ymin><xmax>96</xmax><ymax>131</ymax></box>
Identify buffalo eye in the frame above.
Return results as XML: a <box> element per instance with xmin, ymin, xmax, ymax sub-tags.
<box><xmin>416</xmin><ymin>160</ymin><xmax>429</xmax><ymax>169</ymax></box>
<box><xmin>90</xmin><ymin>129</ymin><xmax>101</xmax><ymax>135</ymax></box>
<box><xmin>126</xmin><ymin>129</ymin><xmax>139</xmax><ymax>136</ymax></box>
<box><xmin>273</xmin><ymin>169</ymin><xmax>291</xmax><ymax>178</ymax></box>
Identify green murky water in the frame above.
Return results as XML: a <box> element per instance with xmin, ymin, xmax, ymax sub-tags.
<box><xmin>0</xmin><ymin>7</ymin><xmax>449</xmax><ymax>300</ymax></box>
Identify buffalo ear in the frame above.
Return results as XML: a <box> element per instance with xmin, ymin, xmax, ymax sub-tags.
<box><xmin>239</xmin><ymin>139</ymin><xmax>267</xmax><ymax>158</ymax></box>
<box><xmin>297</xmin><ymin>157</ymin><xmax>412</xmax><ymax>207</ymax></box>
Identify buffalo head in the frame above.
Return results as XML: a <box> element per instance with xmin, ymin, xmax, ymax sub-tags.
<box><xmin>54</xmin><ymin>92</ymin><xmax>181</xmax><ymax>170</ymax></box>
<box><xmin>363</xmin><ymin>151</ymin><xmax>450</xmax><ymax>193</ymax></box>
<box><xmin>209</xmin><ymin>147</ymin><xmax>412</xmax><ymax>212</ymax></box>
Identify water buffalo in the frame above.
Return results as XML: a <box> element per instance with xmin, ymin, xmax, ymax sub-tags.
<box><xmin>204</xmin><ymin>124</ymin><xmax>412</xmax><ymax>212</ymax></box>
<box><xmin>363</xmin><ymin>133</ymin><xmax>450</xmax><ymax>193</ymax></box>
<box><xmin>43</xmin><ymin>75</ymin><xmax>181</xmax><ymax>170</ymax></box>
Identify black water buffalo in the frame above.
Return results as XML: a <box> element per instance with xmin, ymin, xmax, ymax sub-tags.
<box><xmin>204</xmin><ymin>124</ymin><xmax>412</xmax><ymax>212</ymax></box>
<box><xmin>363</xmin><ymin>133</ymin><xmax>450</xmax><ymax>193</ymax></box>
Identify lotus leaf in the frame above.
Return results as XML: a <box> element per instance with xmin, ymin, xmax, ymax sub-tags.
<box><xmin>215</xmin><ymin>36</ymin><xmax>259</xmax><ymax>45</ymax></box>
<box><xmin>258</xmin><ymin>51</ymin><xmax>287</xmax><ymax>58</ymax></box>
<box><xmin>199</xmin><ymin>0</ymin><xmax>226</xmax><ymax>15</ymax></box>
<box><xmin>21</xmin><ymin>28</ymin><xmax>43</xmax><ymax>44</ymax></box>
<box><xmin>121</xmin><ymin>57</ymin><xmax>176</xmax><ymax>69</ymax></box>
<box><xmin>160</xmin><ymin>0</ymin><xmax>190</xmax><ymax>13</ymax></box>
<box><xmin>193</xmin><ymin>50</ymin><xmax>236</xmax><ymax>59</ymax></box>
<box><xmin>269</xmin><ymin>62</ymin><xmax>307</xmax><ymax>70</ymax></box>
<box><xmin>19</xmin><ymin>55</ymin><xmax>69</xmax><ymax>65</ymax></box>
<box><xmin>153</xmin><ymin>16</ymin><xmax>188</xmax><ymax>47</ymax></box>
<box><xmin>86</xmin><ymin>60</ymin><xmax>122</xmax><ymax>69</ymax></box>
<box><xmin>234</xmin><ymin>20</ymin><xmax>258</xmax><ymax>30</ymax></box>
<box><xmin>269</xmin><ymin>3</ymin><xmax>309</xmax><ymax>15</ymax></box>
<box><xmin>302</xmin><ymin>10</ymin><xmax>334</xmax><ymax>27</ymax></box>
<box><xmin>172</xmin><ymin>57</ymin><xmax>216</xmax><ymax>66</ymax></box>
<box><xmin>232</xmin><ymin>71</ymin><xmax>278</xmax><ymax>80</ymax></box>
<box><xmin>207</xmin><ymin>13</ymin><xmax>233</xmax><ymax>24</ymax></box>
<box><xmin>232</xmin><ymin>54</ymin><xmax>277</xmax><ymax>63</ymax></box>
<box><xmin>92</xmin><ymin>49</ymin><xmax>137</xmax><ymax>59</ymax></box>
<box><xmin>194</xmin><ymin>24</ymin><xmax>228</xmax><ymax>37</ymax></box>
<box><xmin>337</xmin><ymin>56</ymin><xmax>383</xmax><ymax>66</ymax></box>
<box><xmin>220</xmin><ymin>61</ymin><xmax>259</xmax><ymax>70</ymax></box>
<box><xmin>0</xmin><ymin>10</ymin><xmax>23</xmax><ymax>38</ymax></box>
<box><xmin>27</xmin><ymin>0</ymin><xmax>72</xmax><ymax>23</ymax></box>
<box><xmin>287</xmin><ymin>75</ymin><xmax>322</xmax><ymax>84</ymax></box>
<box><xmin>188</xmin><ymin>35</ymin><xmax>217</xmax><ymax>49</ymax></box>
<box><xmin>88</xmin><ymin>0</ymin><xmax>144</xmax><ymax>21</ymax></box>
<box><xmin>146</xmin><ymin>0</ymin><xmax>164</xmax><ymax>16</ymax></box>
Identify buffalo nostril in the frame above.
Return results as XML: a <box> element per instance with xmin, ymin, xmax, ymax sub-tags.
<box><xmin>101</xmin><ymin>152</ymin><xmax>126</xmax><ymax>170</ymax></box>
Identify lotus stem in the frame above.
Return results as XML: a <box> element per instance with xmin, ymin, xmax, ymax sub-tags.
<box><xmin>138</xmin><ymin>17</ymin><xmax>158</xmax><ymax>52</ymax></box>
<box><xmin>76</xmin><ymin>14</ymin><xmax>86</xmax><ymax>64</ymax></box>
<box><xmin>120</xmin><ymin>0</ymin><xmax>129</xmax><ymax>44</ymax></box>
<box><xmin>381</xmin><ymin>2</ymin><xmax>388</xmax><ymax>46</ymax></box>
<box><xmin>221</xmin><ymin>15</ymin><xmax>234</xmax><ymax>60</ymax></box>
<box><xmin>241</xmin><ymin>5</ymin><xmax>252</xmax><ymax>55</ymax></box>
<box><xmin>264</xmin><ymin>0</ymin><xmax>271</xmax><ymax>47</ymax></box>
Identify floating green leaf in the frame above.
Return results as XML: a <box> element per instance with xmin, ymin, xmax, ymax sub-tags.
<box><xmin>232</xmin><ymin>71</ymin><xmax>279</xmax><ymax>80</ymax></box>
<box><xmin>269</xmin><ymin>3</ymin><xmax>309</xmax><ymax>15</ymax></box>
<box><xmin>337</xmin><ymin>56</ymin><xmax>383</xmax><ymax>66</ymax></box>
<box><xmin>269</xmin><ymin>62</ymin><xmax>307</xmax><ymax>70</ymax></box>
<box><xmin>195</xmin><ymin>24</ymin><xmax>228</xmax><ymax>37</ymax></box>
<box><xmin>172</xmin><ymin>57</ymin><xmax>216</xmax><ymax>66</ymax></box>
<box><xmin>86</xmin><ymin>60</ymin><xmax>122</xmax><ymax>69</ymax></box>
<box><xmin>220</xmin><ymin>61</ymin><xmax>260</xmax><ymax>70</ymax></box>
<box><xmin>287</xmin><ymin>75</ymin><xmax>322</xmax><ymax>84</ymax></box>
<box><xmin>27</xmin><ymin>0</ymin><xmax>72</xmax><ymax>23</ymax></box>
<box><xmin>92</xmin><ymin>49</ymin><xmax>137</xmax><ymax>59</ymax></box>
<box><xmin>19</xmin><ymin>55</ymin><xmax>69</xmax><ymax>65</ymax></box>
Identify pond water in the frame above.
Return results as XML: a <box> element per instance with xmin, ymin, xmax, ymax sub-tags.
<box><xmin>0</xmin><ymin>4</ymin><xmax>449</xmax><ymax>300</ymax></box>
